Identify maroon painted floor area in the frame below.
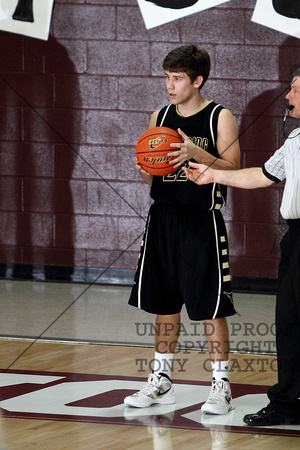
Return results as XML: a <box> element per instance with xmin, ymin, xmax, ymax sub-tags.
<box><xmin>1</xmin><ymin>370</ymin><xmax>300</xmax><ymax>437</ymax></box>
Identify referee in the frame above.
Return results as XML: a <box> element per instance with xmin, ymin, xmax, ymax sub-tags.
<box><xmin>184</xmin><ymin>67</ymin><xmax>300</xmax><ymax>426</ymax></box>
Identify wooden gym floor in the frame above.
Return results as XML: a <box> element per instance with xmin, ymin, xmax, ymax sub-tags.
<box><xmin>1</xmin><ymin>280</ymin><xmax>300</xmax><ymax>449</ymax></box>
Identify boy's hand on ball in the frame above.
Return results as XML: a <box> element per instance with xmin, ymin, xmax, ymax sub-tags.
<box><xmin>134</xmin><ymin>157</ymin><xmax>151</xmax><ymax>175</ymax></box>
<box><xmin>168</xmin><ymin>128</ymin><xmax>198</xmax><ymax>168</ymax></box>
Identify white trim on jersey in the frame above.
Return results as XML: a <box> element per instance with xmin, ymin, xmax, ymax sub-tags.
<box><xmin>159</xmin><ymin>104</ymin><xmax>172</xmax><ymax>126</ymax></box>
<box><xmin>210</xmin><ymin>184</ymin><xmax>217</xmax><ymax>210</ymax></box>
<box><xmin>209</xmin><ymin>104</ymin><xmax>226</xmax><ymax>211</ymax></box>
<box><xmin>210</xmin><ymin>104</ymin><xmax>221</xmax><ymax>148</ymax></box>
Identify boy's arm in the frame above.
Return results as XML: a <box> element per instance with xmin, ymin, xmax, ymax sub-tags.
<box><xmin>215</xmin><ymin>108</ymin><xmax>240</xmax><ymax>170</ymax></box>
<box><xmin>183</xmin><ymin>162</ymin><xmax>274</xmax><ymax>189</ymax></box>
<box><xmin>168</xmin><ymin>108</ymin><xmax>240</xmax><ymax>171</ymax></box>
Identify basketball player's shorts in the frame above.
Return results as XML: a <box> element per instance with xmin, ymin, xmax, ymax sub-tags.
<box><xmin>128</xmin><ymin>202</ymin><xmax>236</xmax><ymax>321</ymax></box>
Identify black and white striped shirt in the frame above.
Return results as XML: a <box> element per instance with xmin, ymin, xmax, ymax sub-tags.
<box><xmin>263</xmin><ymin>128</ymin><xmax>300</xmax><ymax>219</ymax></box>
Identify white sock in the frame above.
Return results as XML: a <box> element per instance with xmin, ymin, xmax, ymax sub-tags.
<box><xmin>211</xmin><ymin>360</ymin><xmax>229</xmax><ymax>380</ymax></box>
<box><xmin>153</xmin><ymin>352</ymin><xmax>174</xmax><ymax>379</ymax></box>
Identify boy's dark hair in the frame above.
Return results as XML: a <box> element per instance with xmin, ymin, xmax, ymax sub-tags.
<box><xmin>293</xmin><ymin>68</ymin><xmax>300</xmax><ymax>77</ymax></box>
<box><xmin>163</xmin><ymin>45</ymin><xmax>210</xmax><ymax>89</ymax></box>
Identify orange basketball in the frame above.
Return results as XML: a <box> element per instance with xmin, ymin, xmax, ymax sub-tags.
<box><xmin>136</xmin><ymin>126</ymin><xmax>182</xmax><ymax>176</ymax></box>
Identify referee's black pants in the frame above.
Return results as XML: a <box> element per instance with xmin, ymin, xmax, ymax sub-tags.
<box><xmin>268</xmin><ymin>220</ymin><xmax>300</xmax><ymax>417</ymax></box>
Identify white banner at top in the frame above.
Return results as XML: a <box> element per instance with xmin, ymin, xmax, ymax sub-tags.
<box><xmin>137</xmin><ymin>0</ymin><xmax>230</xmax><ymax>30</ymax></box>
<box><xmin>0</xmin><ymin>0</ymin><xmax>54</xmax><ymax>41</ymax></box>
<box><xmin>252</xmin><ymin>0</ymin><xmax>300</xmax><ymax>39</ymax></box>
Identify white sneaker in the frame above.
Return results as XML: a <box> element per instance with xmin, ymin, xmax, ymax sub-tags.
<box><xmin>201</xmin><ymin>378</ymin><xmax>234</xmax><ymax>415</ymax></box>
<box><xmin>124</xmin><ymin>373</ymin><xmax>175</xmax><ymax>408</ymax></box>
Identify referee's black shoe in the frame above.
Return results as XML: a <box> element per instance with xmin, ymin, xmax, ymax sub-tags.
<box><xmin>243</xmin><ymin>403</ymin><xmax>300</xmax><ymax>426</ymax></box>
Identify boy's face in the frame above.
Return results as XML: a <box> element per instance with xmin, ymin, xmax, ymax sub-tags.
<box><xmin>285</xmin><ymin>76</ymin><xmax>300</xmax><ymax>119</ymax></box>
<box><xmin>165</xmin><ymin>70</ymin><xmax>202</xmax><ymax>106</ymax></box>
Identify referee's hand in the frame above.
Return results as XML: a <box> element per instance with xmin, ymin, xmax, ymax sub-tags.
<box><xmin>183</xmin><ymin>161</ymin><xmax>214</xmax><ymax>185</ymax></box>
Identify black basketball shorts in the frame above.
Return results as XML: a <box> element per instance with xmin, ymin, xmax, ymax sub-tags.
<box><xmin>128</xmin><ymin>202</ymin><xmax>236</xmax><ymax>321</ymax></box>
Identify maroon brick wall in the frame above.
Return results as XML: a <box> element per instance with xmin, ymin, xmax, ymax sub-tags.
<box><xmin>0</xmin><ymin>0</ymin><xmax>299</xmax><ymax>284</ymax></box>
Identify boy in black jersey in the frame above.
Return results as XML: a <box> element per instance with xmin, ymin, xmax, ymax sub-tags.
<box><xmin>124</xmin><ymin>45</ymin><xmax>240</xmax><ymax>414</ymax></box>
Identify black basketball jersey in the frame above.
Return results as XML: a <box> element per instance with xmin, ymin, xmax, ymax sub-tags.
<box><xmin>150</xmin><ymin>101</ymin><xmax>227</xmax><ymax>210</ymax></box>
